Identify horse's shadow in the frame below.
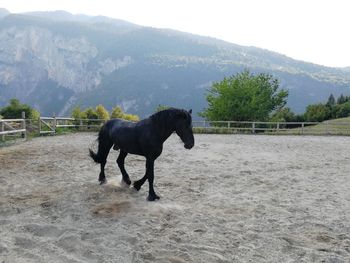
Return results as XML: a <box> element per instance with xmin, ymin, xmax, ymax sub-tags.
<box><xmin>88</xmin><ymin>183</ymin><xmax>132</xmax><ymax>217</ymax></box>
<box><xmin>91</xmin><ymin>200</ymin><xmax>131</xmax><ymax>217</ymax></box>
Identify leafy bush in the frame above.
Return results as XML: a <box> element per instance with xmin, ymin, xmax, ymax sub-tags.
<box><xmin>122</xmin><ymin>113</ymin><xmax>140</xmax><ymax>121</ymax></box>
<box><xmin>270</xmin><ymin>107</ymin><xmax>295</xmax><ymax>122</ymax></box>
<box><xmin>0</xmin><ymin>99</ymin><xmax>40</xmax><ymax>119</ymax></box>
<box><xmin>304</xmin><ymin>103</ymin><xmax>331</xmax><ymax>122</ymax></box>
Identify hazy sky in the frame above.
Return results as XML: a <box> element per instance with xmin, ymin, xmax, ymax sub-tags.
<box><xmin>1</xmin><ymin>0</ymin><xmax>349</xmax><ymax>68</ymax></box>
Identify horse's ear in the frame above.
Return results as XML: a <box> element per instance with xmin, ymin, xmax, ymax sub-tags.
<box><xmin>188</xmin><ymin>109</ymin><xmax>192</xmax><ymax>115</ymax></box>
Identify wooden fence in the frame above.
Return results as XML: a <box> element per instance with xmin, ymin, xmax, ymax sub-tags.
<box><xmin>39</xmin><ymin>117</ymin><xmax>76</xmax><ymax>134</ymax></box>
<box><xmin>192</xmin><ymin>120</ymin><xmax>350</xmax><ymax>135</ymax></box>
<box><xmin>2</xmin><ymin>117</ymin><xmax>350</xmax><ymax>143</ymax></box>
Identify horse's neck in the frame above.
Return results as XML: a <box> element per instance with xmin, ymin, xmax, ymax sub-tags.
<box><xmin>153</xmin><ymin>115</ymin><xmax>176</xmax><ymax>143</ymax></box>
<box><xmin>162</xmin><ymin>125</ymin><xmax>175</xmax><ymax>143</ymax></box>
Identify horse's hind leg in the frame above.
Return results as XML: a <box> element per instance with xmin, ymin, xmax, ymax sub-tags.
<box><xmin>99</xmin><ymin>161</ymin><xmax>107</xmax><ymax>184</ymax></box>
<box><xmin>98</xmin><ymin>143</ymin><xmax>113</xmax><ymax>185</ymax></box>
<box><xmin>117</xmin><ymin>150</ymin><xmax>131</xmax><ymax>185</ymax></box>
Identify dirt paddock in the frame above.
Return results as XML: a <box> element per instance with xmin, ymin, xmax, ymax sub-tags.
<box><xmin>0</xmin><ymin>133</ymin><xmax>350</xmax><ymax>262</ymax></box>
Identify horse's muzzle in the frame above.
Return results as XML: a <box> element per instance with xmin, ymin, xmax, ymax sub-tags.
<box><xmin>184</xmin><ymin>142</ymin><xmax>194</xmax><ymax>149</ymax></box>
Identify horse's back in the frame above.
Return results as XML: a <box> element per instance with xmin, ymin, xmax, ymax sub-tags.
<box><xmin>107</xmin><ymin>118</ymin><xmax>136</xmax><ymax>128</ymax></box>
<box><xmin>106</xmin><ymin>119</ymin><xmax>137</xmax><ymax>137</ymax></box>
<box><xmin>105</xmin><ymin>119</ymin><xmax>142</xmax><ymax>154</ymax></box>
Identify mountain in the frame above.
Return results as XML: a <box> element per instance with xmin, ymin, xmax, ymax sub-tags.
<box><xmin>1</xmin><ymin>10</ymin><xmax>350</xmax><ymax>118</ymax></box>
<box><xmin>0</xmin><ymin>8</ymin><xmax>10</xmax><ymax>18</ymax></box>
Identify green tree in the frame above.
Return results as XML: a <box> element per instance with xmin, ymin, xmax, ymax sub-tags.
<box><xmin>336</xmin><ymin>94</ymin><xmax>350</xmax><ymax>104</ymax></box>
<box><xmin>335</xmin><ymin>101</ymin><xmax>350</xmax><ymax>118</ymax></box>
<box><xmin>84</xmin><ymin>108</ymin><xmax>99</xmax><ymax>120</ymax></box>
<box><xmin>304</xmin><ymin>103</ymin><xmax>331</xmax><ymax>122</ymax></box>
<box><xmin>326</xmin><ymin>94</ymin><xmax>335</xmax><ymax>106</ymax></box>
<box><xmin>71</xmin><ymin>106</ymin><xmax>86</xmax><ymax>119</ymax></box>
<box><xmin>0</xmin><ymin>98</ymin><xmax>40</xmax><ymax>119</ymax></box>
<box><xmin>31</xmin><ymin>109</ymin><xmax>41</xmax><ymax>120</ymax></box>
<box><xmin>200</xmin><ymin>70</ymin><xmax>288</xmax><ymax>121</ymax></box>
<box><xmin>95</xmin><ymin>104</ymin><xmax>110</xmax><ymax>120</ymax></box>
<box><xmin>110</xmin><ymin>106</ymin><xmax>124</xmax><ymax>119</ymax></box>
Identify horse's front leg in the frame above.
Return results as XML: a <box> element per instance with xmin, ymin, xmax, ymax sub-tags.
<box><xmin>133</xmin><ymin>173</ymin><xmax>147</xmax><ymax>191</ymax></box>
<box><xmin>145</xmin><ymin>158</ymin><xmax>160</xmax><ymax>201</ymax></box>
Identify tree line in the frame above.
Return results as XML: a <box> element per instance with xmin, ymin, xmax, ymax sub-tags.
<box><xmin>302</xmin><ymin>94</ymin><xmax>350</xmax><ymax>122</ymax></box>
<box><xmin>0</xmin><ymin>99</ymin><xmax>140</xmax><ymax>121</ymax></box>
<box><xmin>1</xmin><ymin>70</ymin><xmax>350</xmax><ymax>123</ymax></box>
<box><xmin>71</xmin><ymin>105</ymin><xmax>139</xmax><ymax>121</ymax></box>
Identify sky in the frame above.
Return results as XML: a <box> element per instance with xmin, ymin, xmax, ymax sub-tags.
<box><xmin>1</xmin><ymin>0</ymin><xmax>349</xmax><ymax>68</ymax></box>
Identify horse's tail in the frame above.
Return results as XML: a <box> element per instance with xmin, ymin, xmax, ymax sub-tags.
<box><xmin>89</xmin><ymin>148</ymin><xmax>101</xmax><ymax>163</ymax></box>
<box><xmin>89</xmin><ymin>124</ymin><xmax>113</xmax><ymax>164</ymax></box>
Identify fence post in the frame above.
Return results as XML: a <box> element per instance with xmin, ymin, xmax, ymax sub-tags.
<box><xmin>301</xmin><ymin>123</ymin><xmax>304</xmax><ymax>135</ymax></box>
<box><xmin>21</xmin><ymin>111</ymin><xmax>26</xmax><ymax>139</ymax></box>
<box><xmin>277</xmin><ymin>122</ymin><xmax>280</xmax><ymax>134</ymax></box>
<box><xmin>38</xmin><ymin>117</ymin><xmax>42</xmax><ymax>135</ymax></box>
<box><xmin>53</xmin><ymin>113</ymin><xmax>57</xmax><ymax>133</ymax></box>
<box><xmin>252</xmin><ymin>122</ymin><xmax>256</xmax><ymax>134</ymax></box>
<box><xmin>0</xmin><ymin>121</ymin><xmax>4</xmax><ymax>141</ymax></box>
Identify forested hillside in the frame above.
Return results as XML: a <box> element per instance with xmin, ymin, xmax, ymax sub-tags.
<box><xmin>0</xmin><ymin>9</ymin><xmax>349</xmax><ymax>118</ymax></box>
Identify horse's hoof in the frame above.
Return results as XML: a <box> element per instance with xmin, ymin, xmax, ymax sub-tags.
<box><xmin>99</xmin><ymin>179</ymin><xmax>107</xmax><ymax>185</ymax></box>
<box><xmin>147</xmin><ymin>194</ymin><xmax>160</xmax><ymax>201</ymax></box>
<box><xmin>124</xmin><ymin>178</ymin><xmax>131</xmax><ymax>185</ymax></box>
<box><xmin>121</xmin><ymin>179</ymin><xmax>131</xmax><ymax>187</ymax></box>
<box><xmin>133</xmin><ymin>182</ymin><xmax>141</xmax><ymax>191</ymax></box>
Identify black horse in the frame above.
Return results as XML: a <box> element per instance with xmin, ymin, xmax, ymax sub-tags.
<box><xmin>89</xmin><ymin>108</ymin><xmax>194</xmax><ymax>201</ymax></box>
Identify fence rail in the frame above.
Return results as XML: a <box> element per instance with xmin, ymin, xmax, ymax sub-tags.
<box><xmin>0</xmin><ymin>119</ymin><xmax>26</xmax><ymax>141</ymax></box>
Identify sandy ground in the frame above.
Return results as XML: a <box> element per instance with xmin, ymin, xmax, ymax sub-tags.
<box><xmin>0</xmin><ymin>133</ymin><xmax>350</xmax><ymax>263</ymax></box>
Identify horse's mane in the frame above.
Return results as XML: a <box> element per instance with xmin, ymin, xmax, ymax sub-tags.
<box><xmin>150</xmin><ymin>108</ymin><xmax>189</xmax><ymax>124</ymax></box>
<box><xmin>149</xmin><ymin>108</ymin><xmax>191</xmax><ymax>133</ymax></box>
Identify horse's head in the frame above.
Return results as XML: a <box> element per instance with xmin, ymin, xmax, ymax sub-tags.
<box><xmin>175</xmin><ymin>109</ymin><xmax>194</xmax><ymax>149</ymax></box>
